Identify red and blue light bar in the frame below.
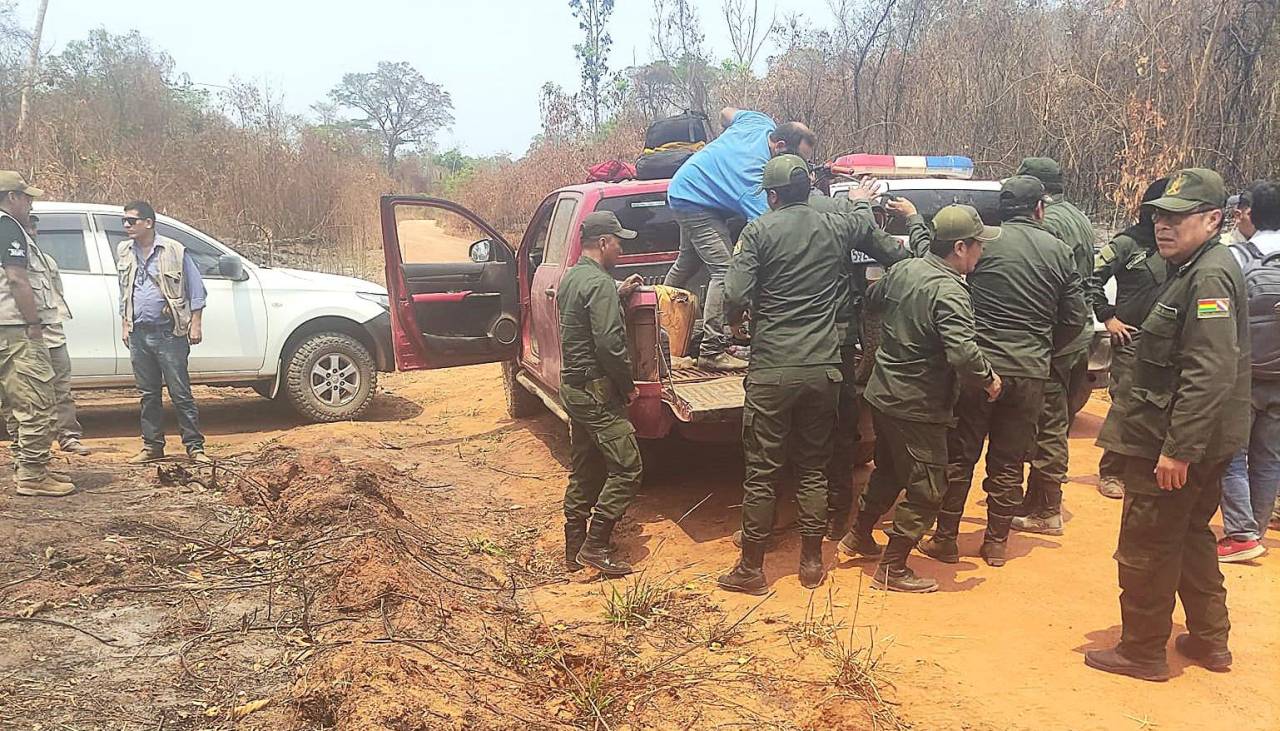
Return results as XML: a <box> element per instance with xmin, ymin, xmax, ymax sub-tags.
<box><xmin>830</xmin><ymin>153</ymin><xmax>974</xmax><ymax>180</ymax></box>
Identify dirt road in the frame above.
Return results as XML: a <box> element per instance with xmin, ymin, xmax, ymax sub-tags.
<box><xmin>2</xmin><ymin>366</ymin><xmax>1276</xmax><ymax>730</ymax></box>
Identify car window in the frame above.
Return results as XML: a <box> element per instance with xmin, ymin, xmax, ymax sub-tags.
<box><xmin>594</xmin><ymin>193</ymin><xmax>681</xmax><ymax>256</ymax></box>
<box><xmin>544</xmin><ymin>197</ymin><xmax>579</xmax><ymax>266</ymax></box>
<box><xmin>31</xmin><ymin>213</ymin><xmax>91</xmax><ymax>272</ymax></box>
<box><xmin>884</xmin><ymin>189</ymin><xmax>1003</xmax><ymax>236</ymax></box>
<box><xmin>95</xmin><ymin>214</ymin><xmax>230</xmax><ymax>278</ymax></box>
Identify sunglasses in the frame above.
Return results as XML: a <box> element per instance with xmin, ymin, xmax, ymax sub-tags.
<box><xmin>122</xmin><ymin>216</ymin><xmax>148</xmax><ymax>226</ymax></box>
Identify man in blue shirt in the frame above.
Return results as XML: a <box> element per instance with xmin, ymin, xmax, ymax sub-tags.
<box><xmin>664</xmin><ymin>108</ymin><xmax>816</xmax><ymax>370</ymax></box>
<box><xmin>116</xmin><ymin>200</ymin><xmax>211</xmax><ymax>464</ymax></box>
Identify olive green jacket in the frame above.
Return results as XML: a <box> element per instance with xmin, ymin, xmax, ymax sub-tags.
<box><xmin>725</xmin><ymin>199</ymin><xmax>877</xmax><ymax>370</ymax></box>
<box><xmin>1086</xmin><ymin>228</ymin><xmax>1167</xmax><ymax>326</ymax></box>
<box><xmin>1114</xmin><ymin>238</ymin><xmax>1251</xmax><ymax>463</ymax></box>
<box><xmin>967</xmin><ymin>216</ymin><xmax>1089</xmax><ymax>379</ymax></box>
<box><xmin>863</xmin><ymin>254</ymin><xmax>994</xmax><ymax>424</ymax></box>
<box><xmin>1042</xmin><ymin>197</ymin><xmax>1097</xmax><ymax>356</ymax></box>
<box><xmin>557</xmin><ymin>256</ymin><xmax>633</xmax><ymax>398</ymax></box>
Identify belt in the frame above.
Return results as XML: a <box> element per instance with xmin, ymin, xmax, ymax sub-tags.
<box><xmin>131</xmin><ymin>320</ymin><xmax>174</xmax><ymax>333</ymax></box>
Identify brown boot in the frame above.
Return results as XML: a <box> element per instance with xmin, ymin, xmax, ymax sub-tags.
<box><xmin>15</xmin><ymin>474</ymin><xmax>76</xmax><ymax>497</ymax></box>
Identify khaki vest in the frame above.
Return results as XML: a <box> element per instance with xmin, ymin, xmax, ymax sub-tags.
<box><xmin>0</xmin><ymin>210</ymin><xmax>60</xmax><ymax>326</ymax></box>
<box><xmin>117</xmin><ymin>235</ymin><xmax>194</xmax><ymax>337</ymax></box>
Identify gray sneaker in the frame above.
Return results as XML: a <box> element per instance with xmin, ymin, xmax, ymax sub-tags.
<box><xmin>1012</xmin><ymin>512</ymin><xmax>1064</xmax><ymax>536</ymax></box>
<box><xmin>128</xmin><ymin>448</ymin><xmax>165</xmax><ymax>464</ymax></box>
<box><xmin>698</xmin><ymin>352</ymin><xmax>749</xmax><ymax>371</ymax></box>
<box><xmin>59</xmin><ymin>439</ymin><xmax>92</xmax><ymax>456</ymax></box>
<box><xmin>1098</xmin><ymin>477</ymin><xmax>1124</xmax><ymax>499</ymax></box>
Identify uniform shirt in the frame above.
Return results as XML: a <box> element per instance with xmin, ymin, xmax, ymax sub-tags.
<box><xmin>806</xmin><ymin>192</ymin><xmax>920</xmax><ymax>346</ymax></box>
<box><xmin>0</xmin><ymin>216</ymin><xmax>29</xmax><ymax>270</ymax></box>
<box><xmin>1115</xmin><ymin>238</ymin><xmax>1250</xmax><ymax>464</ymax></box>
<box><xmin>1042</xmin><ymin>197</ymin><xmax>1097</xmax><ymax>356</ymax></box>
<box><xmin>128</xmin><ymin>237</ymin><xmax>208</xmax><ymax>325</ymax></box>
<box><xmin>667</xmin><ymin>110</ymin><xmax>776</xmax><ymax>221</ymax></box>
<box><xmin>557</xmin><ymin>256</ymin><xmax>634</xmax><ymax>398</ymax></box>
<box><xmin>1087</xmin><ymin>227</ymin><xmax>1168</xmax><ymax>326</ymax></box>
<box><xmin>967</xmin><ymin>216</ymin><xmax>1089</xmax><ymax>379</ymax></box>
<box><xmin>724</xmin><ymin>200</ymin><xmax>877</xmax><ymax>370</ymax></box>
<box><xmin>864</xmin><ymin>254</ymin><xmax>994</xmax><ymax>424</ymax></box>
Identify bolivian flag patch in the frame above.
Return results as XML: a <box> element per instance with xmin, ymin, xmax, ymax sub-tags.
<box><xmin>1197</xmin><ymin>298</ymin><xmax>1231</xmax><ymax>319</ymax></box>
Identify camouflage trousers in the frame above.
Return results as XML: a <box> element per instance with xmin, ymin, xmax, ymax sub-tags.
<box><xmin>0</xmin><ymin>326</ymin><xmax>56</xmax><ymax>481</ymax></box>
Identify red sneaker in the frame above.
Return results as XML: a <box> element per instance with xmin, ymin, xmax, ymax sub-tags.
<box><xmin>1217</xmin><ymin>537</ymin><xmax>1265</xmax><ymax>563</ymax></box>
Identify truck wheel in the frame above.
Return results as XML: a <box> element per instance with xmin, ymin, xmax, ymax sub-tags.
<box><xmin>283</xmin><ymin>333</ymin><xmax>377</xmax><ymax>422</ymax></box>
<box><xmin>503</xmin><ymin>360</ymin><xmax>542</xmax><ymax>419</ymax></box>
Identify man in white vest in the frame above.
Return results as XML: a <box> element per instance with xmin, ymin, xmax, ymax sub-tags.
<box><xmin>116</xmin><ymin>200</ymin><xmax>210</xmax><ymax>464</ymax></box>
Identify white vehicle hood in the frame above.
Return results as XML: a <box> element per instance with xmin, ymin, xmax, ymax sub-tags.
<box><xmin>254</xmin><ymin>266</ymin><xmax>386</xmax><ymax>295</ymax></box>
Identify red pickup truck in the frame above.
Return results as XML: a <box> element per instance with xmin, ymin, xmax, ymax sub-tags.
<box><xmin>379</xmin><ymin>180</ymin><xmax>818</xmax><ymax>445</ymax></box>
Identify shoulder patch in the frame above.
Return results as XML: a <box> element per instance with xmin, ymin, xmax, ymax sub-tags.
<box><xmin>1095</xmin><ymin>243</ymin><xmax>1117</xmax><ymax>268</ymax></box>
<box><xmin>1196</xmin><ymin>298</ymin><xmax>1231</xmax><ymax>319</ymax></box>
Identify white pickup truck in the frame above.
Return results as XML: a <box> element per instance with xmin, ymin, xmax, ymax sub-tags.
<box><xmin>32</xmin><ymin>202</ymin><xmax>394</xmax><ymax>422</ymax></box>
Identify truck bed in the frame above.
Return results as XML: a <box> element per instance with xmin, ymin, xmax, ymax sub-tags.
<box><xmin>663</xmin><ymin>365</ymin><xmax>747</xmax><ymax>422</ymax></box>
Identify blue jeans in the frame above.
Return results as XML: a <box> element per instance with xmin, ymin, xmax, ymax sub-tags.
<box><xmin>664</xmin><ymin>205</ymin><xmax>732</xmax><ymax>358</ymax></box>
<box><xmin>1220</xmin><ymin>378</ymin><xmax>1280</xmax><ymax>541</ymax></box>
<box><xmin>129</xmin><ymin>325</ymin><xmax>204</xmax><ymax>453</ymax></box>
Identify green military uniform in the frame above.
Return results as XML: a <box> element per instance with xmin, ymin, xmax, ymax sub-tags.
<box><xmin>1088</xmin><ymin>215</ymin><xmax>1169</xmax><ymax>487</ymax></box>
<box><xmin>1088</xmin><ymin>169</ymin><xmax>1247</xmax><ymax>678</ymax></box>
<box><xmin>928</xmin><ymin>176</ymin><xmax>1088</xmax><ymax>564</ymax></box>
<box><xmin>807</xmin><ymin>191</ymin><xmax>922</xmax><ymax>536</ymax></box>
<box><xmin>1015</xmin><ymin>158</ymin><xmax>1097</xmax><ymax>524</ymax></box>
<box><xmin>848</xmin><ymin>206</ymin><xmax>1000</xmax><ymax>591</ymax></box>
<box><xmin>557</xmin><ymin>214</ymin><xmax>643</xmax><ymax>570</ymax></box>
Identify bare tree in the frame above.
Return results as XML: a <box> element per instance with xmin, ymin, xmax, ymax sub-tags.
<box><xmin>653</xmin><ymin>0</ymin><xmax>712</xmax><ymax>114</ymax></box>
<box><xmin>722</xmin><ymin>0</ymin><xmax>776</xmax><ymax>101</ymax></box>
<box><xmin>328</xmin><ymin>61</ymin><xmax>454</xmax><ymax>175</ymax></box>
<box><xmin>569</xmin><ymin>0</ymin><xmax>615</xmax><ymax>133</ymax></box>
<box><xmin>12</xmin><ymin>0</ymin><xmax>48</xmax><ymax>154</ymax></box>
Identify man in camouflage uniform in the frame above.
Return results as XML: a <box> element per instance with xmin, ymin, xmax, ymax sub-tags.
<box><xmin>717</xmin><ymin>157</ymin><xmax>880</xmax><ymax>594</ymax></box>
<box><xmin>1085</xmin><ymin>168</ymin><xmax>1246</xmax><ymax>682</ymax></box>
<box><xmin>0</xmin><ymin>171</ymin><xmax>72</xmax><ymax>497</ymax></box>
<box><xmin>1013</xmin><ymin>157</ymin><xmax>1097</xmax><ymax>535</ymax></box>
<box><xmin>1088</xmin><ymin>178</ymin><xmax>1170</xmax><ymax>499</ymax></box>
<box><xmin>919</xmin><ymin>176</ymin><xmax>1088</xmax><ymax>567</ymax></box>
<box><xmin>559</xmin><ymin>211</ymin><xmax>645</xmax><ymax>577</ymax></box>
<box><xmin>838</xmin><ymin>205</ymin><xmax>1002</xmax><ymax>592</ymax></box>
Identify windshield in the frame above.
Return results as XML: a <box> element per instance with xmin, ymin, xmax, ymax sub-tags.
<box><xmin>884</xmin><ymin>189</ymin><xmax>1002</xmax><ymax>236</ymax></box>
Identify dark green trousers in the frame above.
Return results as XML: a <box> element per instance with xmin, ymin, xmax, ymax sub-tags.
<box><xmin>1028</xmin><ymin>351</ymin><xmax>1088</xmax><ymax>511</ymax></box>
<box><xmin>741</xmin><ymin>365</ymin><xmax>840</xmax><ymax>542</ymax></box>
<box><xmin>939</xmin><ymin>376</ymin><xmax>1046</xmax><ymax>524</ymax></box>
<box><xmin>561</xmin><ymin>379</ymin><xmax>643</xmax><ymax>524</ymax></box>
<box><xmin>1098</xmin><ymin>342</ymin><xmax>1136</xmax><ymax>479</ymax></box>
<box><xmin>825</xmin><ymin>345</ymin><xmax>861</xmax><ymax>518</ymax></box>
<box><xmin>1116</xmin><ymin>456</ymin><xmax>1231</xmax><ymax>663</ymax></box>
<box><xmin>859</xmin><ymin>407</ymin><xmax>949</xmax><ymax>543</ymax></box>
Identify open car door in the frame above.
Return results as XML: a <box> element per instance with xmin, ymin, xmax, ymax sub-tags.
<box><xmin>379</xmin><ymin>195</ymin><xmax>519</xmax><ymax>370</ymax></box>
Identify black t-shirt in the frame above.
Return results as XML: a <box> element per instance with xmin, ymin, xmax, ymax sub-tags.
<box><xmin>0</xmin><ymin>217</ymin><xmax>28</xmax><ymax>268</ymax></box>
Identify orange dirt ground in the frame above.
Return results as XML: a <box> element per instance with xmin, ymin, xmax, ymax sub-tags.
<box><xmin>1</xmin><ymin>364</ymin><xmax>1276</xmax><ymax>730</ymax></box>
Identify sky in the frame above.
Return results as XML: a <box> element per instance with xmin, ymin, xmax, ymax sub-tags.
<box><xmin>16</xmin><ymin>0</ymin><xmax>834</xmax><ymax>157</ymax></box>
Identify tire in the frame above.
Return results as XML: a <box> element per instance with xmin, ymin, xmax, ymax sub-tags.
<box><xmin>283</xmin><ymin>332</ymin><xmax>377</xmax><ymax>422</ymax></box>
<box><xmin>503</xmin><ymin>360</ymin><xmax>542</xmax><ymax>419</ymax></box>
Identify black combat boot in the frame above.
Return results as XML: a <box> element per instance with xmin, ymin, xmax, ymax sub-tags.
<box><xmin>564</xmin><ymin>520</ymin><xmax>587</xmax><ymax>571</ymax></box>
<box><xmin>825</xmin><ymin>505</ymin><xmax>851</xmax><ymax>541</ymax></box>
<box><xmin>872</xmin><ymin>536</ymin><xmax>939</xmax><ymax>593</ymax></box>
<box><xmin>576</xmin><ymin>518</ymin><xmax>633</xmax><ymax>577</ymax></box>
<box><xmin>718</xmin><ymin>539</ymin><xmax>768</xmax><ymax>595</ymax></box>
<box><xmin>799</xmin><ymin>535</ymin><xmax>826</xmax><ymax>589</ymax></box>
<box><xmin>1084</xmin><ymin>647</ymin><xmax>1170</xmax><ymax>682</ymax></box>
<box><xmin>1015</xmin><ymin>484</ymin><xmax>1044</xmax><ymax>518</ymax></box>
<box><xmin>836</xmin><ymin>510</ymin><xmax>882</xmax><ymax>558</ymax></box>
<box><xmin>980</xmin><ymin>513</ymin><xmax>1013</xmax><ymax>567</ymax></box>
<box><xmin>919</xmin><ymin>510</ymin><xmax>961</xmax><ymax>564</ymax></box>
<box><xmin>1174</xmin><ymin>633</ymin><xmax>1232</xmax><ymax>672</ymax></box>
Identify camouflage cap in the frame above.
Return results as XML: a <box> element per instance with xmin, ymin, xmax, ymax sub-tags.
<box><xmin>580</xmin><ymin>211</ymin><xmax>637</xmax><ymax>240</ymax></box>
<box><xmin>757</xmin><ymin>154</ymin><xmax>810</xmax><ymax>192</ymax></box>
<box><xmin>1143</xmin><ymin>168</ymin><xmax>1226</xmax><ymax>213</ymax></box>
<box><xmin>1015</xmin><ymin>157</ymin><xmax>1063</xmax><ymax>193</ymax></box>
<box><xmin>1000</xmin><ymin>175</ymin><xmax>1051</xmax><ymax>211</ymax></box>
<box><xmin>933</xmin><ymin>204</ymin><xmax>1001</xmax><ymax>243</ymax></box>
<box><xmin>0</xmin><ymin>171</ymin><xmax>43</xmax><ymax>197</ymax></box>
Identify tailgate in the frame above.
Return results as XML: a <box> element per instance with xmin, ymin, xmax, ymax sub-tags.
<box><xmin>662</xmin><ymin>366</ymin><xmax>746</xmax><ymax>422</ymax></box>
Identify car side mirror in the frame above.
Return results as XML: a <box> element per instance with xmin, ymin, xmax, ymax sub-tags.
<box><xmin>469</xmin><ymin>239</ymin><xmax>493</xmax><ymax>263</ymax></box>
<box><xmin>218</xmin><ymin>254</ymin><xmax>248</xmax><ymax>281</ymax></box>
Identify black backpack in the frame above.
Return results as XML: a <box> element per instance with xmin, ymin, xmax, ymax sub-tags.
<box><xmin>1231</xmin><ymin>240</ymin><xmax>1280</xmax><ymax>377</ymax></box>
<box><xmin>635</xmin><ymin>148</ymin><xmax>696</xmax><ymax>181</ymax></box>
<box><xmin>643</xmin><ymin>111</ymin><xmax>711</xmax><ymax>153</ymax></box>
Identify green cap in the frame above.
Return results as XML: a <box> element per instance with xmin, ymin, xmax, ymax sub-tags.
<box><xmin>0</xmin><ymin>171</ymin><xmax>43</xmax><ymax>197</ymax></box>
<box><xmin>1000</xmin><ymin>175</ymin><xmax>1050</xmax><ymax>211</ymax></box>
<box><xmin>1015</xmin><ymin>157</ymin><xmax>1063</xmax><ymax>193</ymax></box>
<box><xmin>580</xmin><ymin>211</ymin><xmax>636</xmax><ymax>240</ymax></box>
<box><xmin>1142</xmin><ymin>168</ymin><xmax>1226</xmax><ymax>213</ymax></box>
<box><xmin>757</xmin><ymin>154</ymin><xmax>809</xmax><ymax>193</ymax></box>
<box><xmin>933</xmin><ymin>204</ymin><xmax>1001</xmax><ymax>243</ymax></box>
